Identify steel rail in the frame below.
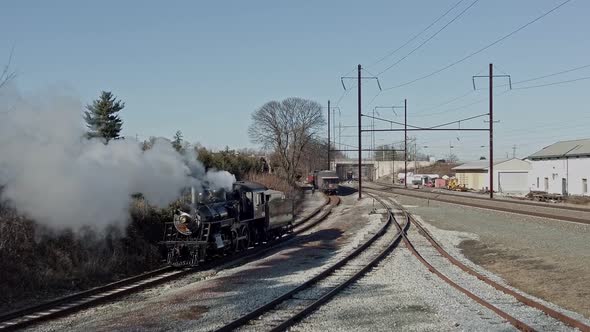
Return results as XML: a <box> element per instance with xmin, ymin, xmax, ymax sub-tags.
<box><xmin>375</xmin><ymin>182</ymin><xmax>590</xmax><ymax>213</ymax></box>
<box><xmin>215</xmin><ymin>194</ymin><xmax>406</xmax><ymax>332</ymax></box>
<box><xmin>392</xmin><ymin>198</ymin><xmax>590</xmax><ymax>331</ymax></box>
<box><xmin>370</xmin><ymin>183</ymin><xmax>590</xmax><ymax>224</ymax></box>
<box><xmin>0</xmin><ymin>194</ymin><xmax>335</xmax><ymax>332</ymax></box>
<box><xmin>374</xmin><ymin>195</ymin><xmax>535</xmax><ymax>331</ymax></box>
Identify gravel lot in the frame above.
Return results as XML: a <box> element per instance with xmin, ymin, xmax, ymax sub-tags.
<box><xmin>383</xmin><ymin>191</ymin><xmax>590</xmax><ymax>320</ymax></box>
<box><xmin>27</xmin><ymin>191</ymin><xmax>381</xmax><ymax>332</ymax></box>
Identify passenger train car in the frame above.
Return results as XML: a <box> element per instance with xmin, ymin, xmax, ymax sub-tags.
<box><xmin>161</xmin><ymin>181</ymin><xmax>293</xmax><ymax>266</ymax></box>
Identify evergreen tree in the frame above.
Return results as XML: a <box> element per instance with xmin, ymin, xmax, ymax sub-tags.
<box><xmin>84</xmin><ymin>91</ymin><xmax>124</xmax><ymax>142</ymax></box>
<box><xmin>172</xmin><ymin>130</ymin><xmax>184</xmax><ymax>153</ymax></box>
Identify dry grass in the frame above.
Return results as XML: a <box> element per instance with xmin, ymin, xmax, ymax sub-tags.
<box><xmin>565</xmin><ymin>195</ymin><xmax>590</xmax><ymax>206</ymax></box>
<box><xmin>245</xmin><ymin>172</ymin><xmax>297</xmax><ymax>198</ymax></box>
<box><xmin>411</xmin><ymin>162</ymin><xmax>459</xmax><ymax>176</ymax></box>
<box><xmin>0</xmin><ymin>199</ymin><xmax>167</xmax><ymax>313</ymax></box>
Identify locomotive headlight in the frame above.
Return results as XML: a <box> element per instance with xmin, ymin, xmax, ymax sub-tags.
<box><xmin>174</xmin><ymin>212</ymin><xmax>194</xmax><ymax>236</ymax></box>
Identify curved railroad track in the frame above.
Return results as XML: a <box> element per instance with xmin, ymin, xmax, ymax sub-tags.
<box><xmin>214</xmin><ymin>194</ymin><xmax>407</xmax><ymax>332</ymax></box>
<box><xmin>368</xmin><ymin>182</ymin><xmax>590</xmax><ymax>224</ymax></box>
<box><xmin>377</xmin><ymin>193</ymin><xmax>590</xmax><ymax>332</ymax></box>
<box><xmin>0</xmin><ymin>194</ymin><xmax>336</xmax><ymax>332</ymax></box>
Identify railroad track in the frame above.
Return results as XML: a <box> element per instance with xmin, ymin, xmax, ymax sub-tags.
<box><xmin>0</xmin><ymin>194</ymin><xmax>337</xmax><ymax>332</ymax></box>
<box><xmin>214</xmin><ymin>194</ymin><xmax>407</xmax><ymax>332</ymax></box>
<box><xmin>368</xmin><ymin>182</ymin><xmax>590</xmax><ymax>224</ymax></box>
<box><xmin>374</xmin><ymin>182</ymin><xmax>590</xmax><ymax>212</ymax></box>
<box><xmin>377</xmin><ymin>193</ymin><xmax>590</xmax><ymax>332</ymax></box>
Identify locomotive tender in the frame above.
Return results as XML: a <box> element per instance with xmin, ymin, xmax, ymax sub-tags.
<box><xmin>161</xmin><ymin>181</ymin><xmax>293</xmax><ymax>266</ymax></box>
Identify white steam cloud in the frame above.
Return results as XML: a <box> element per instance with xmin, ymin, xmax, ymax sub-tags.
<box><xmin>0</xmin><ymin>85</ymin><xmax>235</xmax><ymax>229</ymax></box>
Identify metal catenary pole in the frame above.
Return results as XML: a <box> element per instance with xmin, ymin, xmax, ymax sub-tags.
<box><xmin>472</xmin><ymin>64</ymin><xmax>510</xmax><ymax>199</ymax></box>
<box><xmin>404</xmin><ymin>99</ymin><xmax>407</xmax><ymax>188</ymax></box>
<box><xmin>328</xmin><ymin>100</ymin><xmax>331</xmax><ymax>170</ymax></box>
<box><xmin>489</xmin><ymin>63</ymin><xmax>494</xmax><ymax>199</ymax></box>
<box><xmin>357</xmin><ymin>64</ymin><xmax>362</xmax><ymax>199</ymax></box>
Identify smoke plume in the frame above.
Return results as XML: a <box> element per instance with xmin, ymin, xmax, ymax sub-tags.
<box><xmin>0</xmin><ymin>85</ymin><xmax>235</xmax><ymax>229</ymax></box>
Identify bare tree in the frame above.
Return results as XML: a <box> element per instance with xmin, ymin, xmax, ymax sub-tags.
<box><xmin>0</xmin><ymin>47</ymin><xmax>16</xmax><ymax>90</ymax></box>
<box><xmin>249</xmin><ymin>97</ymin><xmax>324</xmax><ymax>184</ymax></box>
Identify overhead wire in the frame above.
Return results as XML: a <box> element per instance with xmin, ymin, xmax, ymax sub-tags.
<box><xmin>368</xmin><ymin>0</ymin><xmax>467</xmax><ymax>68</ymax></box>
<box><xmin>381</xmin><ymin>0</ymin><xmax>573</xmax><ymax>91</ymax></box>
<box><xmin>376</xmin><ymin>0</ymin><xmax>481</xmax><ymax>76</ymax></box>
<box><xmin>513</xmin><ymin>75</ymin><xmax>590</xmax><ymax>90</ymax></box>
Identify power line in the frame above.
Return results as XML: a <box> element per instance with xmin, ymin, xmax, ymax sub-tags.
<box><xmin>368</xmin><ymin>0</ymin><xmax>467</xmax><ymax>68</ymax></box>
<box><xmin>414</xmin><ymin>90</ymin><xmax>474</xmax><ymax>114</ymax></box>
<box><xmin>484</xmin><ymin>63</ymin><xmax>590</xmax><ymax>89</ymax></box>
<box><xmin>513</xmin><ymin>64</ymin><xmax>590</xmax><ymax>85</ymax></box>
<box><xmin>417</xmin><ymin>64</ymin><xmax>590</xmax><ymax>116</ymax></box>
<box><xmin>412</xmin><ymin>90</ymin><xmax>510</xmax><ymax>118</ymax></box>
<box><xmin>335</xmin><ymin>81</ymin><xmax>356</xmax><ymax>107</ymax></box>
<box><xmin>382</xmin><ymin>0</ymin><xmax>573</xmax><ymax>91</ymax></box>
<box><xmin>376</xmin><ymin>0</ymin><xmax>481</xmax><ymax>76</ymax></box>
<box><xmin>427</xmin><ymin>113</ymin><xmax>489</xmax><ymax>129</ymax></box>
<box><xmin>513</xmin><ymin>75</ymin><xmax>590</xmax><ymax>90</ymax></box>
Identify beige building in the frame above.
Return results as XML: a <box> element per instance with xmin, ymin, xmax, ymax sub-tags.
<box><xmin>452</xmin><ymin>158</ymin><xmax>531</xmax><ymax>193</ymax></box>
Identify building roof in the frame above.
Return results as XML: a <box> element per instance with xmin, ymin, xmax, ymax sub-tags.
<box><xmin>528</xmin><ymin>138</ymin><xmax>590</xmax><ymax>159</ymax></box>
<box><xmin>452</xmin><ymin>158</ymin><xmax>510</xmax><ymax>171</ymax></box>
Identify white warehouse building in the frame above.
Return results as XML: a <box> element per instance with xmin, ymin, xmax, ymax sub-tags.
<box><xmin>452</xmin><ymin>158</ymin><xmax>531</xmax><ymax>194</ymax></box>
<box><xmin>527</xmin><ymin>138</ymin><xmax>590</xmax><ymax>196</ymax></box>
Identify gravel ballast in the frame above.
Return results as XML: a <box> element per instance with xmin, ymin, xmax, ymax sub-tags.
<box><xmin>294</xmin><ymin>195</ymin><xmax>588</xmax><ymax>331</ymax></box>
<box><xmin>27</xmin><ymin>193</ymin><xmax>381</xmax><ymax>332</ymax></box>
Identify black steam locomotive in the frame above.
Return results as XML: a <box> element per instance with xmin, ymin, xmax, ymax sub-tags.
<box><xmin>161</xmin><ymin>181</ymin><xmax>294</xmax><ymax>265</ymax></box>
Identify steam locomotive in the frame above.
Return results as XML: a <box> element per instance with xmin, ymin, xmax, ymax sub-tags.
<box><xmin>161</xmin><ymin>181</ymin><xmax>294</xmax><ymax>266</ymax></box>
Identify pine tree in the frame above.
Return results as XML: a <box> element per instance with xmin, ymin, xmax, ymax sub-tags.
<box><xmin>84</xmin><ymin>91</ymin><xmax>124</xmax><ymax>142</ymax></box>
<box><xmin>172</xmin><ymin>130</ymin><xmax>184</xmax><ymax>153</ymax></box>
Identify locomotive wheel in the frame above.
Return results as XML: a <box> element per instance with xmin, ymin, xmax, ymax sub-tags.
<box><xmin>236</xmin><ymin>225</ymin><xmax>250</xmax><ymax>251</ymax></box>
<box><xmin>231</xmin><ymin>229</ymin><xmax>239</xmax><ymax>252</ymax></box>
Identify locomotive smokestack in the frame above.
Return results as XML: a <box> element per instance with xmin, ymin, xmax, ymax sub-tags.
<box><xmin>191</xmin><ymin>186</ymin><xmax>196</xmax><ymax>205</ymax></box>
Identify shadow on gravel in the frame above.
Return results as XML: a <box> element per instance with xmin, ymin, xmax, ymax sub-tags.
<box><xmin>337</xmin><ymin>185</ymin><xmax>357</xmax><ymax>197</ymax></box>
<box><xmin>174</xmin><ymin>228</ymin><xmax>344</xmax><ymax>325</ymax></box>
<box><xmin>92</xmin><ymin>227</ymin><xmax>347</xmax><ymax>331</ymax></box>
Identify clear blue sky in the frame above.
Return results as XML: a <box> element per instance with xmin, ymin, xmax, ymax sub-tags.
<box><xmin>2</xmin><ymin>0</ymin><xmax>588</xmax><ymax>160</ymax></box>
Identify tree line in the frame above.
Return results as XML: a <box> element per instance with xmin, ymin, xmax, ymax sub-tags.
<box><xmin>84</xmin><ymin>92</ymin><xmax>334</xmax><ymax>185</ymax></box>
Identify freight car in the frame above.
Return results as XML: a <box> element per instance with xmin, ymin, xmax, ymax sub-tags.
<box><xmin>161</xmin><ymin>181</ymin><xmax>293</xmax><ymax>266</ymax></box>
<box><xmin>313</xmin><ymin>170</ymin><xmax>339</xmax><ymax>194</ymax></box>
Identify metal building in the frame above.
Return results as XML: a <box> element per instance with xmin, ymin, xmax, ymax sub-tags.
<box><xmin>452</xmin><ymin>158</ymin><xmax>531</xmax><ymax>194</ymax></box>
<box><xmin>527</xmin><ymin>138</ymin><xmax>590</xmax><ymax>196</ymax></box>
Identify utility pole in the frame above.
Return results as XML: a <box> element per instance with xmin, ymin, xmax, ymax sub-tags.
<box><xmin>328</xmin><ymin>100</ymin><xmax>331</xmax><ymax>170</ymax></box>
<box><xmin>473</xmin><ymin>63</ymin><xmax>511</xmax><ymax>199</ymax></box>
<box><xmin>489</xmin><ymin>63</ymin><xmax>494</xmax><ymax>199</ymax></box>
<box><xmin>512</xmin><ymin>145</ymin><xmax>517</xmax><ymax>158</ymax></box>
<box><xmin>449</xmin><ymin>141</ymin><xmax>454</xmax><ymax>159</ymax></box>
<box><xmin>404</xmin><ymin>99</ymin><xmax>407</xmax><ymax>188</ymax></box>
<box><xmin>357</xmin><ymin>64</ymin><xmax>362</xmax><ymax>199</ymax></box>
<box><xmin>414</xmin><ymin>138</ymin><xmax>418</xmax><ymax>172</ymax></box>
<box><xmin>341</xmin><ymin>65</ymin><xmax>380</xmax><ymax>199</ymax></box>
<box><xmin>333</xmin><ymin>108</ymin><xmax>336</xmax><ymax>159</ymax></box>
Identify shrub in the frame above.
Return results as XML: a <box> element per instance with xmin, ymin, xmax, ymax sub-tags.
<box><xmin>0</xmin><ymin>198</ymin><xmax>167</xmax><ymax>312</ymax></box>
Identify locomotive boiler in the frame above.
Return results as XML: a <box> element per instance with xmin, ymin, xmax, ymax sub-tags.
<box><xmin>161</xmin><ymin>181</ymin><xmax>294</xmax><ymax>266</ymax></box>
